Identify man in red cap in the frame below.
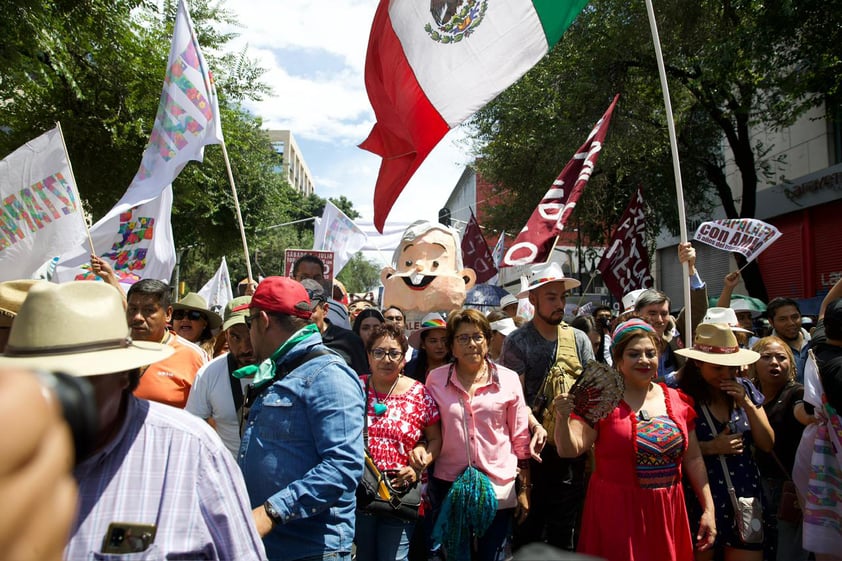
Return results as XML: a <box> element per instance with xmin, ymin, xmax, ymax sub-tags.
<box><xmin>236</xmin><ymin>277</ymin><xmax>365</xmax><ymax>561</ymax></box>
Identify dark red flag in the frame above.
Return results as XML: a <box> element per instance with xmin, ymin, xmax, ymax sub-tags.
<box><xmin>501</xmin><ymin>94</ymin><xmax>619</xmax><ymax>267</ymax></box>
<box><xmin>597</xmin><ymin>187</ymin><xmax>653</xmax><ymax>301</ymax></box>
<box><xmin>461</xmin><ymin>210</ymin><xmax>497</xmax><ymax>284</ymax></box>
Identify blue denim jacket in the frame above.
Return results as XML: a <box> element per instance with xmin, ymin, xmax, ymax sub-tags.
<box><xmin>238</xmin><ymin>330</ymin><xmax>365</xmax><ymax>560</ymax></box>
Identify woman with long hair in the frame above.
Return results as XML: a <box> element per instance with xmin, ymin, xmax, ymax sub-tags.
<box><xmin>748</xmin><ymin>336</ymin><xmax>808</xmax><ymax>561</ymax></box>
<box><xmin>677</xmin><ymin>323</ymin><xmax>774</xmax><ymax>561</ymax></box>
<box><xmin>353</xmin><ymin>308</ymin><xmax>385</xmax><ymax>348</ymax></box>
<box><xmin>171</xmin><ymin>292</ymin><xmax>221</xmax><ymax>359</ymax></box>
<box><xmin>554</xmin><ymin>319</ymin><xmax>716</xmax><ymax>561</ymax></box>
<box><xmin>356</xmin><ymin>323</ymin><xmax>442</xmax><ymax>561</ymax></box>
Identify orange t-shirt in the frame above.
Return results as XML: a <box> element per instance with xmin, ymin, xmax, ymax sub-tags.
<box><xmin>135</xmin><ymin>333</ymin><xmax>206</xmax><ymax>408</ymax></box>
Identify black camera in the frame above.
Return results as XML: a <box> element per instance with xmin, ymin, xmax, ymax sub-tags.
<box><xmin>34</xmin><ymin>371</ymin><xmax>99</xmax><ymax>462</ymax></box>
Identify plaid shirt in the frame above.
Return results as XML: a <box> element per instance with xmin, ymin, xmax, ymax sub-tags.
<box><xmin>67</xmin><ymin>396</ymin><xmax>265</xmax><ymax>560</ymax></box>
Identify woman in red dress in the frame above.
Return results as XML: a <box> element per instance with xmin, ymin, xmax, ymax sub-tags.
<box><xmin>554</xmin><ymin>318</ymin><xmax>716</xmax><ymax>561</ymax></box>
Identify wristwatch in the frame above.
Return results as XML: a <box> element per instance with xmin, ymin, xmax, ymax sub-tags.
<box><xmin>264</xmin><ymin>501</ymin><xmax>283</xmax><ymax>525</ymax></box>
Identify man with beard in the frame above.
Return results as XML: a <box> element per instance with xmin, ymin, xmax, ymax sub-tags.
<box><xmin>186</xmin><ymin>296</ymin><xmax>256</xmax><ymax>456</ymax></box>
<box><xmin>768</xmin><ymin>296</ymin><xmax>811</xmax><ymax>381</ymax></box>
<box><xmin>498</xmin><ymin>261</ymin><xmax>594</xmax><ymax>551</ymax></box>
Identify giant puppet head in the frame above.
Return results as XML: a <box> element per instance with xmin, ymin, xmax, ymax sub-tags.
<box><xmin>380</xmin><ymin>221</ymin><xmax>476</xmax><ymax>314</ymax></box>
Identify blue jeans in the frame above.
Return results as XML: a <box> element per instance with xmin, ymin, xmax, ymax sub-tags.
<box><xmin>355</xmin><ymin>511</ymin><xmax>415</xmax><ymax>561</ymax></box>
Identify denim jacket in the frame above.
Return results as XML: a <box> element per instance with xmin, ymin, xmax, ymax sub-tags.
<box><xmin>238</xmin><ymin>330</ymin><xmax>365</xmax><ymax>560</ymax></box>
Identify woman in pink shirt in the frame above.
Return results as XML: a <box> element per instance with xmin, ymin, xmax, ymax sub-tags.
<box><xmin>425</xmin><ymin>308</ymin><xmax>532</xmax><ymax>561</ymax></box>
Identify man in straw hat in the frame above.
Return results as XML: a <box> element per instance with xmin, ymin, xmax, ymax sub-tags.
<box><xmin>498</xmin><ymin>260</ymin><xmax>594</xmax><ymax>551</ymax></box>
<box><xmin>186</xmin><ymin>295</ymin><xmax>256</xmax><ymax>457</ymax></box>
<box><xmin>127</xmin><ymin>279</ymin><xmax>206</xmax><ymax>408</ymax></box>
<box><xmin>236</xmin><ymin>276</ymin><xmax>364</xmax><ymax>560</ymax></box>
<box><xmin>0</xmin><ymin>281</ymin><xmax>265</xmax><ymax>559</ymax></box>
<box><xmin>0</xmin><ymin>279</ymin><xmax>40</xmax><ymax>352</ymax></box>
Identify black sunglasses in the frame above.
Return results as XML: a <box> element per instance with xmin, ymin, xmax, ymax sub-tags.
<box><xmin>172</xmin><ymin>309</ymin><xmax>205</xmax><ymax>321</ymax></box>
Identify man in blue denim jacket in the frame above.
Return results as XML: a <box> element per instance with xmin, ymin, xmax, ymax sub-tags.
<box><xmin>237</xmin><ymin>277</ymin><xmax>365</xmax><ymax>561</ymax></box>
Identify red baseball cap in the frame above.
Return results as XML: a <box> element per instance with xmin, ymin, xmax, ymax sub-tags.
<box><xmin>250</xmin><ymin>277</ymin><xmax>312</xmax><ymax>319</ymax></box>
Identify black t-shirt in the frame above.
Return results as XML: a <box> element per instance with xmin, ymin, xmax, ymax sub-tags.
<box><xmin>322</xmin><ymin>321</ymin><xmax>369</xmax><ymax>376</ymax></box>
<box><xmin>755</xmin><ymin>381</ymin><xmax>805</xmax><ymax>479</ymax></box>
<box><xmin>813</xmin><ymin>341</ymin><xmax>842</xmax><ymax>412</ymax></box>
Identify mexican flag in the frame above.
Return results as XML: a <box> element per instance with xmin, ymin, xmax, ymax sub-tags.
<box><xmin>360</xmin><ymin>0</ymin><xmax>590</xmax><ymax>231</ymax></box>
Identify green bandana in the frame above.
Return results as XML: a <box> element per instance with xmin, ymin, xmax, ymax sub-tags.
<box><xmin>233</xmin><ymin>323</ymin><xmax>320</xmax><ymax>385</ymax></box>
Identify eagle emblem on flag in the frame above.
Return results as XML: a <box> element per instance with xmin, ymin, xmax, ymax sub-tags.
<box><xmin>426</xmin><ymin>0</ymin><xmax>487</xmax><ymax>43</ymax></box>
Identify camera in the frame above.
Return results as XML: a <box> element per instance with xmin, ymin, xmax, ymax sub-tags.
<box><xmin>34</xmin><ymin>371</ymin><xmax>99</xmax><ymax>462</ymax></box>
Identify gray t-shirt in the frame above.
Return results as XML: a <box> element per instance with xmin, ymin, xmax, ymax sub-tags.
<box><xmin>498</xmin><ymin>320</ymin><xmax>595</xmax><ymax>406</ymax></box>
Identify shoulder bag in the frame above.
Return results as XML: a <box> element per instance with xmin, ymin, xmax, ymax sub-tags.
<box><xmin>701</xmin><ymin>405</ymin><xmax>764</xmax><ymax>544</ymax></box>
<box><xmin>355</xmin><ymin>376</ymin><xmax>421</xmax><ymax>522</ymax></box>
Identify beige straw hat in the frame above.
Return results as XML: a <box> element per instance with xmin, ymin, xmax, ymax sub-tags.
<box><xmin>675</xmin><ymin>323</ymin><xmax>760</xmax><ymax>367</ymax></box>
<box><xmin>0</xmin><ymin>281</ymin><xmax>173</xmax><ymax>376</ymax></box>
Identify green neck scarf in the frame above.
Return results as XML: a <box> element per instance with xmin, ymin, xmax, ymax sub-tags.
<box><xmin>233</xmin><ymin>323</ymin><xmax>319</xmax><ymax>385</ymax></box>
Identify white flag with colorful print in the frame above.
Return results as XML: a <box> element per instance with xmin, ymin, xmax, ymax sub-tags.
<box><xmin>313</xmin><ymin>200</ymin><xmax>368</xmax><ymax>276</ymax></box>
<box><xmin>54</xmin><ymin>0</ymin><xmax>221</xmax><ymax>283</ymax></box>
<box><xmin>361</xmin><ymin>0</ymin><xmax>590</xmax><ymax>231</ymax></box>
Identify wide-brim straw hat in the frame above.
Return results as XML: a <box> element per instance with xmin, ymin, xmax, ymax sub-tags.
<box><xmin>172</xmin><ymin>292</ymin><xmax>222</xmax><ymax>329</ymax></box>
<box><xmin>408</xmin><ymin>312</ymin><xmax>447</xmax><ymax>350</ymax></box>
<box><xmin>0</xmin><ymin>279</ymin><xmax>42</xmax><ymax>327</ymax></box>
<box><xmin>675</xmin><ymin>323</ymin><xmax>760</xmax><ymax>367</ymax></box>
<box><xmin>0</xmin><ymin>281</ymin><xmax>173</xmax><ymax>376</ymax></box>
<box><xmin>515</xmin><ymin>261</ymin><xmax>581</xmax><ymax>299</ymax></box>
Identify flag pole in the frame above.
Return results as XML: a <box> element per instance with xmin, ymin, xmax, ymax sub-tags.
<box><xmin>219</xmin><ymin>140</ymin><xmax>254</xmax><ymax>284</ymax></box>
<box><xmin>643</xmin><ymin>0</ymin><xmax>692</xmax><ymax>343</ymax></box>
<box><xmin>55</xmin><ymin>121</ymin><xmax>95</xmax><ymax>256</ymax></box>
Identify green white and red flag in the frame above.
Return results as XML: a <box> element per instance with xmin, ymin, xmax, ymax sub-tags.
<box><xmin>360</xmin><ymin>0</ymin><xmax>590</xmax><ymax>231</ymax></box>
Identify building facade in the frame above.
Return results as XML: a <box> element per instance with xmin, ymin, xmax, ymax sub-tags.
<box><xmin>266</xmin><ymin>130</ymin><xmax>315</xmax><ymax>196</ymax></box>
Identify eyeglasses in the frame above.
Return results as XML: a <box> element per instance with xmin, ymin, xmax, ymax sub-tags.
<box><xmin>455</xmin><ymin>333</ymin><xmax>485</xmax><ymax>345</ymax></box>
<box><xmin>172</xmin><ymin>310</ymin><xmax>204</xmax><ymax>321</ymax></box>
<box><xmin>371</xmin><ymin>348</ymin><xmax>403</xmax><ymax>361</ymax></box>
<box><xmin>759</xmin><ymin>353</ymin><xmax>788</xmax><ymax>362</ymax></box>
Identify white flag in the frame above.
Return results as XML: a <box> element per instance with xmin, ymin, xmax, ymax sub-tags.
<box><xmin>198</xmin><ymin>256</ymin><xmax>233</xmax><ymax>317</ymax></box>
<box><xmin>0</xmin><ymin>128</ymin><xmax>88</xmax><ymax>281</ymax></box>
<box><xmin>55</xmin><ymin>0</ymin><xmax>221</xmax><ymax>283</ymax></box>
<box><xmin>313</xmin><ymin>200</ymin><xmax>368</xmax><ymax>275</ymax></box>
<box><xmin>54</xmin><ymin>186</ymin><xmax>176</xmax><ymax>283</ymax></box>
<box><xmin>693</xmin><ymin>218</ymin><xmax>782</xmax><ymax>264</ymax></box>
<box><xmin>487</xmin><ymin>231</ymin><xmax>506</xmax><ymax>285</ymax></box>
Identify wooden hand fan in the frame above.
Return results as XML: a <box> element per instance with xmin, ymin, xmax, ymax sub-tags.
<box><xmin>569</xmin><ymin>360</ymin><xmax>625</xmax><ymax>425</ymax></box>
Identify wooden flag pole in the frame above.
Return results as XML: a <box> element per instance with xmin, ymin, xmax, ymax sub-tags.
<box><xmin>643</xmin><ymin>0</ymin><xmax>693</xmax><ymax>343</ymax></box>
<box><xmin>219</xmin><ymin>140</ymin><xmax>254</xmax><ymax>284</ymax></box>
<box><xmin>55</xmin><ymin>121</ymin><xmax>96</xmax><ymax>256</ymax></box>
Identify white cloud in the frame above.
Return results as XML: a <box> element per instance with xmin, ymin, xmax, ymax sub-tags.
<box><xmin>221</xmin><ymin>0</ymin><xmax>475</xmax><ymax>227</ymax></box>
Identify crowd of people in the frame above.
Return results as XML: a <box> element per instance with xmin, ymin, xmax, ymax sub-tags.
<box><xmin>0</xmin><ymin>245</ymin><xmax>840</xmax><ymax>561</ymax></box>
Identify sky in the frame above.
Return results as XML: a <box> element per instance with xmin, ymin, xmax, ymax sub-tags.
<box><xmin>222</xmin><ymin>0</ymin><xmax>474</xmax><ymax>232</ymax></box>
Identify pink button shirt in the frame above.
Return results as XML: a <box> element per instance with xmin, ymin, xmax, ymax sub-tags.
<box><xmin>426</xmin><ymin>361</ymin><xmax>531</xmax><ymax>485</ymax></box>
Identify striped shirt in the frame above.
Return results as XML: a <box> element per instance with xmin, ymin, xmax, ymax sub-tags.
<box><xmin>66</xmin><ymin>396</ymin><xmax>265</xmax><ymax>560</ymax></box>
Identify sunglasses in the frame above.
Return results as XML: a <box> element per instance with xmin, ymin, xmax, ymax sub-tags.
<box><xmin>172</xmin><ymin>310</ymin><xmax>205</xmax><ymax>321</ymax></box>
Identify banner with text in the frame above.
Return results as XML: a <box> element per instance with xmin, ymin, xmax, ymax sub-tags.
<box><xmin>597</xmin><ymin>187</ymin><xmax>653</xmax><ymax>301</ymax></box>
<box><xmin>693</xmin><ymin>218</ymin><xmax>781</xmax><ymax>263</ymax></box>
<box><xmin>0</xmin><ymin>128</ymin><xmax>88</xmax><ymax>281</ymax></box>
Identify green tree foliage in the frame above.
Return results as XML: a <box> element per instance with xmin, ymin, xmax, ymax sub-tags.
<box><xmin>338</xmin><ymin>252</ymin><xmax>382</xmax><ymax>294</ymax></box>
<box><xmin>0</xmin><ymin>0</ymin><xmax>358</xmax><ymax>291</ymax></box>
<box><xmin>469</xmin><ymin>0</ymin><xmax>839</xmax><ymax>299</ymax></box>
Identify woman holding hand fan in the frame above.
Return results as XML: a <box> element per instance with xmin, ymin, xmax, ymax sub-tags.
<box><xmin>554</xmin><ymin>319</ymin><xmax>716</xmax><ymax>561</ymax></box>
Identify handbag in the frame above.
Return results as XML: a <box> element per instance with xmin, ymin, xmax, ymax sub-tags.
<box><xmin>355</xmin><ymin>376</ymin><xmax>421</xmax><ymax>522</ymax></box>
<box><xmin>701</xmin><ymin>405</ymin><xmax>764</xmax><ymax>544</ymax></box>
<box><xmin>768</xmin><ymin>450</ymin><xmax>802</xmax><ymax>524</ymax></box>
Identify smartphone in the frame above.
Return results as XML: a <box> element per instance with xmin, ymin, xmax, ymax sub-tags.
<box><xmin>101</xmin><ymin>522</ymin><xmax>157</xmax><ymax>554</ymax></box>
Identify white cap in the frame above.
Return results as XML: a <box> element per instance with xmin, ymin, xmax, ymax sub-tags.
<box><xmin>702</xmin><ymin>307</ymin><xmax>753</xmax><ymax>333</ymax></box>
<box><xmin>500</xmin><ymin>294</ymin><xmax>518</xmax><ymax>309</ymax></box>
<box><xmin>622</xmin><ymin>288</ymin><xmax>647</xmax><ymax>313</ymax></box>
<box><xmin>490</xmin><ymin>317</ymin><xmax>517</xmax><ymax>337</ymax></box>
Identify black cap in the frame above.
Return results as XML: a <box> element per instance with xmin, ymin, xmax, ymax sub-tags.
<box><xmin>299</xmin><ymin>278</ymin><xmax>327</xmax><ymax>308</ymax></box>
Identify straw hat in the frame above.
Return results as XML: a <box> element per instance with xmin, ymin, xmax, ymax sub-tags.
<box><xmin>408</xmin><ymin>312</ymin><xmax>447</xmax><ymax>349</ymax></box>
<box><xmin>0</xmin><ymin>281</ymin><xmax>173</xmax><ymax>376</ymax></box>
<box><xmin>515</xmin><ymin>262</ymin><xmax>581</xmax><ymax>299</ymax></box>
<box><xmin>675</xmin><ymin>323</ymin><xmax>760</xmax><ymax>367</ymax></box>
<box><xmin>500</xmin><ymin>294</ymin><xmax>518</xmax><ymax>310</ymax></box>
<box><xmin>0</xmin><ymin>280</ymin><xmax>41</xmax><ymax>327</ymax></box>
<box><xmin>172</xmin><ymin>292</ymin><xmax>222</xmax><ymax>329</ymax></box>
<box><xmin>702</xmin><ymin>307</ymin><xmax>753</xmax><ymax>333</ymax></box>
